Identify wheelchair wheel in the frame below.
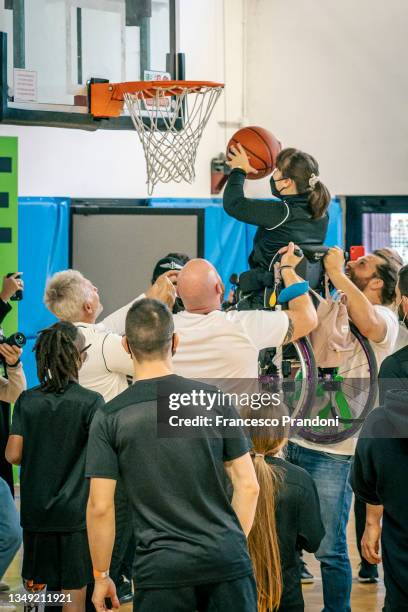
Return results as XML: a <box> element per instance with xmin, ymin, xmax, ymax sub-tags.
<box><xmin>297</xmin><ymin>323</ymin><xmax>378</xmax><ymax>444</ymax></box>
<box><xmin>259</xmin><ymin>337</ymin><xmax>318</xmax><ymax>426</ymax></box>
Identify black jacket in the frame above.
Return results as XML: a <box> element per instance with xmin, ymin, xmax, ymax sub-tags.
<box><xmin>0</xmin><ymin>299</ymin><xmax>12</xmax><ymax>326</ymax></box>
<box><xmin>351</xmin><ymin>391</ymin><xmax>408</xmax><ymax>610</ymax></box>
<box><xmin>266</xmin><ymin>456</ymin><xmax>324</xmax><ymax>611</ymax></box>
<box><xmin>223</xmin><ymin>169</ymin><xmax>329</xmax><ymax>270</ymax></box>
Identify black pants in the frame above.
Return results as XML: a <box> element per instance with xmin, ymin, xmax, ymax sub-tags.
<box><xmin>133</xmin><ymin>574</ymin><xmax>257</xmax><ymax>612</ymax></box>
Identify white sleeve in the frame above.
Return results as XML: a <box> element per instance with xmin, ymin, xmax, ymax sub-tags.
<box><xmin>372</xmin><ymin>306</ymin><xmax>399</xmax><ymax>350</ymax></box>
<box><xmin>234</xmin><ymin>310</ymin><xmax>290</xmax><ymax>350</ymax></box>
<box><xmin>101</xmin><ymin>332</ymin><xmax>134</xmax><ymax>376</ymax></box>
<box><xmin>100</xmin><ymin>293</ymin><xmax>145</xmax><ymax>335</ymax></box>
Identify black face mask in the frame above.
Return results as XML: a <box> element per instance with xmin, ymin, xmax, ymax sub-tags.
<box><xmin>270</xmin><ymin>175</ymin><xmax>286</xmax><ymax>199</ymax></box>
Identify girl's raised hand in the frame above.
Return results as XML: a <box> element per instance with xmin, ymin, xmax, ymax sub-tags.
<box><xmin>226</xmin><ymin>143</ymin><xmax>258</xmax><ymax>175</ymax></box>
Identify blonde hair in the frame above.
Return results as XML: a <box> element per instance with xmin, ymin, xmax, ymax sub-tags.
<box><xmin>244</xmin><ymin>406</ymin><xmax>287</xmax><ymax>612</ymax></box>
<box><xmin>44</xmin><ymin>269</ymin><xmax>92</xmax><ymax>322</ymax></box>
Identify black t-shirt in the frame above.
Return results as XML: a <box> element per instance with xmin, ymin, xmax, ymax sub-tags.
<box><xmin>11</xmin><ymin>381</ymin><xmax>104</xmax><ymax>532</ymax></box>
<box><xmin>351</xmin><ymin>396</ymin><xmax>408</xmax><ymax>610</ymax></box>
<box><xmin>265</xmin><ymin>457</ymin><xmax>324</xmax><ymax>611</ymax></box>
<box><xmin>86</xmin><ymin>374</ymin><xmax>253</xmax><ymax>589</ymax></box>
<box><xmin>223</xmin><ymin>169</ymin><xmax>329</xmax><ymax>270</ymax></box>
<box><xmin>378</xmin><ymin>345</ymin><xmax>408</xmax><ymax>404</ymax></box>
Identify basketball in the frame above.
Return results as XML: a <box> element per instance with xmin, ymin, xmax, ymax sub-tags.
<box><xmin>227</xmin><ymin>126</ymin><xmax>282</xmax><ymax>180</ymax></box>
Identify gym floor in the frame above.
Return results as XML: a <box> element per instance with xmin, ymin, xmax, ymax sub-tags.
<box><xmin>2</xmin><ymin>489</ymin><xmax>385</xmax><ymax>611</ymax></box>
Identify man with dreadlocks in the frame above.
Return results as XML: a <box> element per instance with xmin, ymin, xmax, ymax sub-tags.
<box><xmin>6</xmin><ymin>322</ymin><xmax>104</xmax><ymax>612</ymax></box>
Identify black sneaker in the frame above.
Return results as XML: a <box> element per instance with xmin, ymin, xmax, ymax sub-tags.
<box><xmin>116</xmin><ymin>578</ymin><xmax>133</xmax><ymax>604</ymax></box>
<box><xmin>358</xmin><ymin>562</ymin><xmax>379</xmax><ymax>584</ymax></box>
<box><xmin>300</xmin><ymin>561</ymin><xmax>314</xmax><ymax>584</ymax></box>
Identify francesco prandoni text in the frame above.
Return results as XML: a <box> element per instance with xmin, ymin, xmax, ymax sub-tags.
<box><xmin>167</xmin><ymin>391</ymin><xmax>339</xmax><ymax>428</ymax></box>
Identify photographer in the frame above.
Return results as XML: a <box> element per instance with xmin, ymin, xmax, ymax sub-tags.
<box><xmin>287</xmin><ymin>247</ymin><xmax>400</xmax><ymax>609</ymax></box>
<box><xmin>0</xmin><ymin>337</ymin><xmax>26</xmax><ymax>597</ymax></box>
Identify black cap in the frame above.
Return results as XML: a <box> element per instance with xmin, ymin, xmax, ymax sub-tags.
<box><xmin>152</xmin><ymin>256</ymin><xmax>185</xmax><ymax>283</ymax></box>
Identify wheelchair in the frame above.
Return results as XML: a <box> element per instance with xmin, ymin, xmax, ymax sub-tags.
<box><xmin>228</xmin><ymin>245</ymin><xmax>378</xmax><ymax>444</ymax></box>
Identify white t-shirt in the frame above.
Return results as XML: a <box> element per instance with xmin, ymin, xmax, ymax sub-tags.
<box><xmin>173</xmin><ymin>309</ymin><xmax>289</xmax><ymax>380</ymax></box>
<box><xmin>295</xmin><ymin>304</ymin><xmax>400</xmax><ymax>455</ymax></box>
<box><xmin>394</xmin><ymin>322</ymin><xmax>408</xmax><ymax>352</ymax></box>
<box><xmin>76</xmin><ymin>297</ymin><xmax>143</xmax><ymax>402</ymax></box>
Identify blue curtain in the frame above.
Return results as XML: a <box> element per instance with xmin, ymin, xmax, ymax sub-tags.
<box><xmin>18</xmin><ymin>198</ymin><xmax>69</xmax><ymax>387</ymax></box>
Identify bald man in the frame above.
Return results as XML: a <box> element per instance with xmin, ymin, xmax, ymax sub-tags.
<box><xmin>172</xmin><ymin>243</ymin><xmax>317</xmax><ymax>379</ymax></box>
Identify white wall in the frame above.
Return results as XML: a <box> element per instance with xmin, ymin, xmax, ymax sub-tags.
<box><xmin>0</xmin><ymin>0</ymin><xmax>244</xmax><ymax>198</ymax></box>
<box><xmin>245</xmin><ymin>0</ymin><xmax>408</xmax><ymax>196</ymax></box>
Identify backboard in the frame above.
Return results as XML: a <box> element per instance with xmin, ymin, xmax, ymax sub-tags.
<box><xmin>0</xmin><ymin>0</ymin><xmax>181</xmax><ymax>129</ymax></box>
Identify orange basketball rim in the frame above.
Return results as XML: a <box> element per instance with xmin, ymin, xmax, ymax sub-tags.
<box><xmin>89</xmin><ymin>80</ymin><xmax>224</xmax><ymax>194</ymax></box>
<box><xmin>90</xmin><ymin>80</ymin><xmax>224</xmax><ymax>118</ymax></box>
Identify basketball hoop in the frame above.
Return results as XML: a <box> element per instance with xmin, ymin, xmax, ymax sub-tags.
<box><xmin>90</xmin><ymin>80</ymin><xmax>224</xmax><ymax>194</ymax></box>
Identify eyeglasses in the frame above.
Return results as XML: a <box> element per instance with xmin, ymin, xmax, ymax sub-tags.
<box><xmin>80</xmin><ymin>344</ymin><xmax>92</xmax><ymax>363</ymax></box>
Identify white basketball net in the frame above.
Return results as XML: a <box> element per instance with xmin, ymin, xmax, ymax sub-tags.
<box><xmin>124</xmin><ymin>83</ymin><xmax>223</xmax><ymax>194</ymax></box>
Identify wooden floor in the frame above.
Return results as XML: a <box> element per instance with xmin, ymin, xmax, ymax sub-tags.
<box><xmin>2</xmin><ymin>490</ymin><xmax>385</xmax><ymax>611</ymax></box>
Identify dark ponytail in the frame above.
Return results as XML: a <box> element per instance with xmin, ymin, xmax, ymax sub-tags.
<box><xmin>308</xmin><ymin>181</ymin><xmax>331</xmax><ymax>219</ymax></box>
<box><xmin>276</xmin><ymin>148</ymin><xmax>331</xmax><ymax>219</ymax></box>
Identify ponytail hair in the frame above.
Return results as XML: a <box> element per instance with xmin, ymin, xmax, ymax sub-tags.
<box><xmin>276</xmin><ymin>147</ymin><xmax>331</xmax><ymax>219</ymax></box>
<box><xmin>243</xmin><ymin>405</ymin><xmax>288</xmax><ymax>612</ymax></box>
<box><xmin>248</xmin><ymin>453</ymin><xmax>283</xmax><ymax>612</ymax></box>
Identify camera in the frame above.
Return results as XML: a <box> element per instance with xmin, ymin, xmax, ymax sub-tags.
<box><xmin>6</xmin><ymin>272</ymin><xmax>23</xmax><ymax>301</ymax></box>
<box><xmin>0</xmin><ymin>331</ymin><xmax>27</xmax><ymax>348</ymax></box>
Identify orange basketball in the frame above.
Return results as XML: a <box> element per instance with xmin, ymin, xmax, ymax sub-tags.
<box><xmin>227</xmin><ymin>126</ymin><xmax>282</xmax><ymax>180</ymax></box>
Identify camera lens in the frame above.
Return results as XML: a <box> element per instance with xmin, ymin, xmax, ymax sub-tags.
<box><xmin>13</xmin><ymin>333</ymin><xmax>26</xmax><ymax>348</ymax></box>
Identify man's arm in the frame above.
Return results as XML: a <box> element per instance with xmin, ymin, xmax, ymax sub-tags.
<box><xmin>6</xmin><ymin>393</ymin><xmax>24</xmax><ymax>464</ymax></box>
<box><xmin>297</xmin><ymin>478</ymin><xmax>325</xmax><ymax>553</ymax></box>
<box><xmin>102</xmin><ymin>333</ymin><xmax>134</xmax><ymax>376</ymax></box>
<box><xmin>361</xmin><ymin>503</ymin><xmax>383</xmax><ymax>565</ymax></box>
<box><xmin>239</xmin><ymin>243</ymin><xmax>318</xmax><ymax>348</ymax></box>
<box><xmin>5</xmin><ymin>435</ymin><xmax>23</xmax><ymax>465</ymax></box>
<box><xmin>86</xmin><ymin>408</ymin><xmax>121</xmax><ymax>612</ymax></box>
<box><xmin>101</xmin><ymin>274</ymin><xmax>177</xmax><ymax>334</ymax></box>
<box><xmin>87</xmin><ymin>478</ymin><xmax>117</xmax><ymax>572</ymax></box>
<box><xmin>324</xmin><ymin>247</ymin><xmax>387</xmax><ymax>343</ymax></box>
<box><xmin>279</xmin><ymin>243</ymin><xmax>318</xmax><ymax>343</ymax></box>
<box><xmin>224</xmin><ymin>453</ymin><xmax>259</xmax><ymax>536</ymax></box>
<box><xmin>0</xmin><ymin>345</ymin><xmax>26</xmax><ymax>404</ymax></box>
<box><xmin>280</xmin><ymin>267</ymin><xmax>318</xmax><ymax>343</ymax></box>
<box><xmin>0</xmin><ymin>364</ymin><xmax>26</xmax><ymax>404</ymax></box>
<box><xmin>87</xmin><ymin>478</ymin><xmax>119</xmax><ymax>612</ymax></box>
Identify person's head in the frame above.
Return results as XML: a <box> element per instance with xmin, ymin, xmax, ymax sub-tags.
<box><xmin>271</xmin><ymin>147</ymin><xmax>331</xmax><ymax>219</ymax></box>
<box><xmin>396</xmin><ymin>264</ymin><xmax>408</xmax><ymax>324</ymax></box>
<box><xmin>243</xmin><ymin>404</ymin><xmax>288</xmax><ymax>612</ymax></box>
<box><xmin>166</xmin><ymin>252</ymin><xmax>191</xmax><ymax>266</ymax></box>
<box><xmin>123</xmin><ymin>298</ymin><xmax>178</xmax><ymax>368</ymax></box>
<box><xmin>151</xmin><ymin>253</ymin><xmax>190</xmax><ymax>284</ymax></box>
<box><xmin>346</xmin><ymin>248</ymin><xmax>402</xmax><ymax>305</ymax></box>
<box><xmin>176</xmin><ymin>259</ymin><xmax>224</xmax><ymax>314</ymax></box>
<box><xmin>34</xmin><ymin>321</ymin><xmax>88</xmax><ymax>393</ymax></box>
<box><xmin>44</xmin><ymin>269</ymin><xmax>102</xmax><ymax>324</ymax></box>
